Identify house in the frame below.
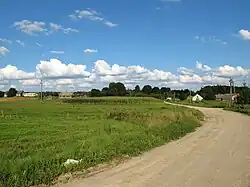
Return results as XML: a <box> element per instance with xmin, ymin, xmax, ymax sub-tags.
<box><xmin>59</xmin><ymin>92</ymin><xmax>73</xmax><ymax>99</ymax></box>
<box><xmin>192</xmin><ymin>94</ymin><xmax>203</xmax><ymax>102</ymax></box>
<box><xmin>4</xmin><ymin>92</ymin><xmax>8</xmax><ymax>97</ymax></box>
<box><xmin>215</xmin><ymin>94</ymin><xmax>238</xmax><ymax>101</ymax></box>
<box><xmin>16</xmin><ymin>91</ymin><xmax>24</xmax><ymax>97</ymax></box>
<box><xmin>23</xmin><ymin>92</ymin><xmax>38</xmax><ymax>97</ymax></box>
<box><xmin>166</xmin><ymin>97</ymin><xmax>172</xmax><ymax>101</ymax></box>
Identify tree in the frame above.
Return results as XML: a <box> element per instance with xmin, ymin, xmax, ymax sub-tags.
<box><xmin>179</xmin><ymin>92</ymin><xmax>188</xmax><ymax>101</ymax></box>
<box><xmin>152</xmin><ymin>87</ymin><xmax>160</xmax><ymax>94</ymax></box>
<box><xmin>142</xmin><ymin>85</ymin><xmax>152</xmax><ymax>95</ymax></box>
<box><xmin>134</xmin><ymin>85</ymin><xmax>140</xmax><ymax>93</ymax></box>
<box><xmin>102</xmin><ymin>87</ymin><xmax>109</xmax><ymax>96</ymax></box>
<box><xmin>0</xmin><ymin>91</ymin><xmax>4</xmax><ymax>98</ymax></box>
<box><xmin>90</xmin><ymin>89</ymin><xmax>102</xmax><ymax>97</ymax></box>
<box><xmin>160</xmin><ymin>87</ymin><xmax>171</xmax><ymax>94</ymax></box>
<box><xmin>108</xmin><ymin>82</ymin><xmax>126</xmax><ymax>96</ymax></box>
<box><xmin>7</xmin><ymin>88</ymin><xmax>17</xmax><ymax>97</ymax></box>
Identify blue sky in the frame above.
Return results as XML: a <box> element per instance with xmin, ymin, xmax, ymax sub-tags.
<box><xmin>0</xmin><ymin>0</ymin><xmax>250</xmax><ymax>91</ymax></box>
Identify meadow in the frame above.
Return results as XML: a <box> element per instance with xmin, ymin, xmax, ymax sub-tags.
<box><xmin>0</xmin><ymin>97</ymin><xmax>203</xmax><ymax>187</ymax></box>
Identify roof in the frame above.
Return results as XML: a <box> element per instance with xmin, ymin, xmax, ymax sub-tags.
<box><xmin>215</xmin><ymin>94</ymin><xmax>233</xmax><ymax>100</ymax></box>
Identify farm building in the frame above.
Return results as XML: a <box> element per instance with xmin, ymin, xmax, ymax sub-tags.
<box><xmin>192</xmin><ymin>94</ymin><xmax>203</xmax><ymax>102</ymax></box>
<box><xmin>59</xmin><ymin>92</ymin><xmax>73</xmax><ymax>99</ymax></box>
<box><xmin>215</xmin><ymin>94</ymin><xmax>238</xmax><ymax>101</ymax></box>
<box><xmin>23</xmin><ymin>92</ymin><xmax>38</xmax><ymax>97</ymax></box>
<box><xmin>16</xmin><ymin>91</ymin><xmax>24</xmax><ymax>97</ymax></box>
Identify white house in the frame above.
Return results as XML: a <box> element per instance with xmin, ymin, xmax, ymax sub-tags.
<box><xmin>23</xmin><ymin>92</ymin><xmax>38</xmax><ymax>97</ymax></box>
<box><xmin>192</xmin><ymin>94</ymin><xmax>203</xmax><ymax>102</ymax></box>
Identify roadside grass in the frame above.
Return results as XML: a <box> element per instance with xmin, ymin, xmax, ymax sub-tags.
<box><xmin>224</xmin><ymin>105</ymin><xmax>250</xmax><ymax>116</ymax></box>
<box><xmin>170</xmin><ymin>99</ymin><xmax>228</xmax><ymax>108</ymax></box>
<box><xmin>0</xmin><ymin>97</ymin><xmax>203</xmax><ymax>187</ymax></box>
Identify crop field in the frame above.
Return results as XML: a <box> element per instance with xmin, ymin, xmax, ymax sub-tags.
<box><xmin>0</xmin><ymin>97</ymin><xmax>203</xmax><ymax>187</ymax></box>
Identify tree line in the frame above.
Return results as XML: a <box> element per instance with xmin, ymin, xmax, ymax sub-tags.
<box><xmin>1</xmin><ymin>83</ymin><xmax>249</xmax><ymax>104</ymax></box>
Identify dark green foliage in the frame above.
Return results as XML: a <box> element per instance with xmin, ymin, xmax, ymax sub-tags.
<box><xmin>179</xmin><ymin>92</ymin><xmax>188</xmax><ymax>101</ymax></box>
<box><xmin>142</xmin><ymin>85</ymin><xmax>152</xmax><ymax>94</ymax></box>
<box><xmin>7</xmin><ymin>88</ymin><xmax>17</xmax><ymax>97</ymax></box>
<box><xmin>152</xmin><ymin>87</ymin><xmax>160</xmax><ymax>94</ymax></box>
<box><xmin>0</xmin><ymin>91</ymin><xmax>4</xmax><ymax>97</ymax></box>
<box><xmin>134</xmin><ymin>85</ymin><xmax>140</xmax><ymax>93</ymax></box>
<box><xmin>90</xmin><ymin>89</ymin><xmax>102</xmax><ymax>97</ymax></box>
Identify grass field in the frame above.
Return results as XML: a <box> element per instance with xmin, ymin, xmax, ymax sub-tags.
<box><xmin>171</xmin><ymin>99</ymin><xmax>228</xmax><ymax>108</ymax></box>
<box><xmin>0</xmin><ymin>97</ymin><xmax>203</xmax><ymax>187</ymax></box>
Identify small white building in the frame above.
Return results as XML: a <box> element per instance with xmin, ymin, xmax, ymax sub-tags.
<box><xmin>23</xmin><ymin>92</ymin><xmax>38</xmax><ymax>97</ymax></box>
<box><xmin>192</xmin><ymin>94</ymin><xmax>203</xmax><ymax>102</ymax></box>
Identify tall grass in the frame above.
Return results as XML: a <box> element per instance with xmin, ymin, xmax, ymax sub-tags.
<box><xmin>0</xmin><ymin>98</ymin><xmax>203</xmax><ymax>186</ymax></box>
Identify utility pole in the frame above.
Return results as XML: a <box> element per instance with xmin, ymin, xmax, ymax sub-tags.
<box><xmin>40</xmin><ymin>79</ymin><xmax>43</xmax><ymax>100</ymax></box>
<box><xmin>229</xmin><ymin>77</ymin><xmax>234</xmax><ymax>107</ymax></box>
<box><xmin>189</xmin><ymin>89</ymin><xmax>192</xmax><ymax>103</ymax></box>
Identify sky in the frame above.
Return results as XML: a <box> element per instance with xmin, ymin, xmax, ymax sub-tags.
<box><xmin>0</xmin><ymin>0</ymin><xmax>250</xmax><ymax>91</ymax></box>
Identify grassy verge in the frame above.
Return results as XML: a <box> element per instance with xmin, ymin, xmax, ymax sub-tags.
<box><xmin>224</xmin><ymin>105</ymin><xmax>250</xmax><ymax>116</ymax></box>
<box><xmin>0</xmin><ymin>98</ymin><xmax>203</xmax><ymax>187</ymax></box>
<box><xmin>169</xmin><ymin>99</ymin><xmax>228</xmax><ymax>108</ymax></box>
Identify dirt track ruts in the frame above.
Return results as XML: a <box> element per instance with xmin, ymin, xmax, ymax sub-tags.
<box><xmin>59</xmin><ymin>103</ymin><xmax>250</xmax><ymax>187</ymax></box>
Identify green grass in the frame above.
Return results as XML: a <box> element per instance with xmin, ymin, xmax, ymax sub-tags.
<box><xmin>170</xmin><ymin>99</ymin><xmax>228</xmax><ymax>108</ymax></box>
<box><xmin>0</xmin><ymin>97</ymin><xmax>203</xmax><ymax>187</ymax></box>
<box><xmin>224</xmin><ymin>105</ymin><xmax>250</xmax><ymax>116</ymax></box>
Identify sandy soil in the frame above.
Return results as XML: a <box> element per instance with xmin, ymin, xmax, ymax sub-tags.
<box><xmin>59</xmin><ymin>104</ymin><xmax>250</xmax><ymax>187</ymax></box>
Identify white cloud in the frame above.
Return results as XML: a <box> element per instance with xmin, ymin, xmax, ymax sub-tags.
<box><xmin>69</xmin><ymin>9</ymin><xmax>118</xmax><ymax>27</ymax></box>
<box><xmin>0</xmin><ymin>65</ymin><xmax>35</xmax><ymax>80</ymax></box>
<box><xmin>0</xmin><ymin>38</ymin><xmax>12</xmax><ymax>44</ymax></box>
<box><xmin>20</xmin><ymin>79</ymin><xmax>41</xmax><ymax>86</ymax></box>
<box><xmin>13</xmin><ymin>20</ymin><xmax>47</xmax><ymax>36</ymax></box>
<box><xmin>215</xmin><ymin>65</ymin><xmax>249</xmax><ymax>78</ymax></box>
<box><xmin>177</xmin><ymin>67</ymin><xmax>194</xmax><ymax>75</ymax></box>
<box><xmin>84</xmin><ymin>49</ymin><xmax>98</xmax><ymax>53</ymax></box>
<box><xmin>49</xmin><ymin>23</ymin><xmax>79</xmax><ymax>34</ymax></box>
<box><xmin>239</xmin><ymin>29</ymin><xmax>250</xmax><ymax>40</ymax></box>
<box><xmin>195</xmin><ymin>36</ymin><xmax>227</xmax><ymax>45</ymax></box>
<box><xmin>13</xmin><ymin>20</ymin><xmax>79</xmax><ymax>36</ymax></box>
<box><xmin>16</xmin><ymin>40</ymin><xmax>25</xmax><ymax>47</ymax></box>
<box><xmin>103</xmin><ymin>21</ymin><xmax>118</xmax><ymax>28</ymax></box>
<box><xmin>36</xmin><ymin>42</ymin><xmax>42</xmax><ymax>47</ymax></box>
<box><xmin>196</xmin><ymin>61</ymin><xmax>212</xmax><ymax>72</ymax></box>
<box><xmin>0</xmin><ymin>46</ymin><xmax>9</xmax><ymax>56</ymax></box>
<box><xmin>1</xmin><ymin>59</ymin><xmax>249</xmax><ymax>91</ymax></box>
<box><xmin>50</xmin><ymin>50</ymin><xmax>65</xmax><ymax>54</ymax></box>
<box><xmin>36</xmin><ymin>58</ymin><xmax>90</xmax><ymax>79</ymax></box>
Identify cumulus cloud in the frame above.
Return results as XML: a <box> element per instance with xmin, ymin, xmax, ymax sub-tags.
<box><xmin>0</xmin><ymin>38</ymin><xmax>12</xmax><ymax>44</ymax></box>
<box><xmin>1</xmin><ymin>58</ymin><xmax>249</xmax><ymax>91</ymax></box>
<box><xmin>215</xmin><ymin>65</ymin><xmax>249</xmax><ymax>78</ymax></box>
<box><xmin>36</xmin><ymin>58</ymin><xmax>90</xmax><ymax>79</ymax></box>
<box><xmin>16</xmin><ymin>40</ymin><xmax>25</xmax><ymax>47</ymax></box>
<box><xmin>196</xmin><ymin>61</ymin><xmax>212</xmax><ymax>72</ymax></box>
<box><xmin>239</xmin><ymin>29</ymin><xmax>250</xmax><ymax>40</ymax></box>
<box><xmin>0</xmin><ymin>65</ymin><xmax>35</xmax><ymax>80</ymax></box>
<box><xmin>0</xmin><ymin>46</ymin><xmax>9</xmax><ymax>56</ymax></box>
<box><xmin>69</xmin><ymin>9</ymin><xmax>118</xmax><ymax>27</ymax></box>
<box><xmin>84</xmin><ymin>49</ymin><xmax>98</xmax><ymax>53</ymax></box>
<box><xmin>177</xmin><ymin>67</ymin><xmax>194</xmax><ymax>75</ymax></box>
<box><xmin>50</xmin><ymin>50</ymin><xmax>65</xmax><ymax>54</ymax></box>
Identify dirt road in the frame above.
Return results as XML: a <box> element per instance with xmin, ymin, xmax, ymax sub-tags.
<box><xmin>60</xmin><ymin>105</ymin><xmax>250</xmax><ymax>187</ymax></box>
